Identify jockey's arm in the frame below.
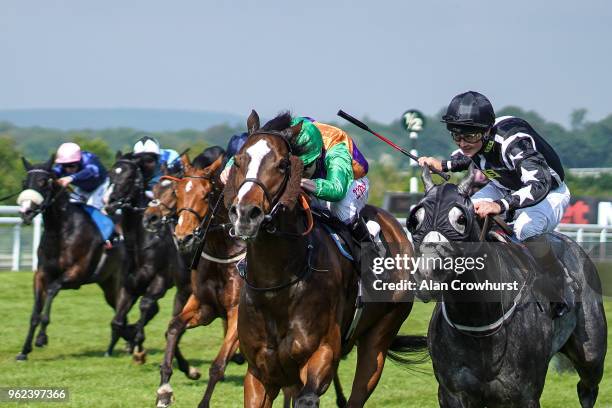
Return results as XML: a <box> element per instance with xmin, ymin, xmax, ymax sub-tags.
<box><xmin>311</xmin><ymin>142</ymin><xmax>353</xmax><ymax>202</ymax></box>
<box><xmin>441</xmin><ymin>150</ymin><xmax>472</xmax><ymax>172</ymax></box>
<box><xmin>494</xmin><ymin>138</ymin><xmax>553</xmax><ymax>212</ymax></box>
<box><xmin>70</xmin><ymin>163</ymin><xmax>101</xmax><ymax>183</ymax></box>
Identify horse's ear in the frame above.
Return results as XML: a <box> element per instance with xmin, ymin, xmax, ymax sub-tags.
<box><xmin>206</xmin><ymin>155</ymin><xmax>224</xmax><ymax>174</ymax></box>
<box><xmin>285</xmin><ymin>121</ymin><xmax>303</xmax><ymax>143</ymax></box>
<box><xmin>247</xmin><ymin>110</ymin><xmax>260</xmax><ymax>135</ymax></box>
<box><xmin>180</xmin><ymin>152</ymin><xmax>191</xmax><ymax>169</ymax></box>
<box><xmin>115</xmin><ymin>150</ymin><xmax>123</xmax><ymax>160</ymax></box>
<box><xmin>45</xmin><ymin>154</ymin><xmax>55</xmax><ymax>170</ymax></box>
<box><xmin>422</xmin><ymin>166</ymin><xmax>434</xmax><ymax>192</ymax></box>
<box><xmin>457</xmin><ymin>163</ymin><xmax>476</xmax><ymax>196</ymax></box>
<box><xmin>21</xmin><ymin>157</ymin><xmax>32</xmax><ymax>170</ymax></box>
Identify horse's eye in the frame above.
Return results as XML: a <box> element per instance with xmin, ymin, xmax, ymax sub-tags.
<box><xmin>278</xmin><ymin>159</ymin><xmax>289</xmax><ymax>173</ymax></box>
<box><xmin>449</xmin><ymin>207</ymin><xmax>466</xmax><ymax>234</ymax></box>
<box><xmin>37</xmin><ymin>179</ymin><xmax>47</xmax><ymax>187</ymax></box>
<box><xmin>408</xmin><ymin>207</ymin><xmax>425</xmax><ymax>233</ymax></box>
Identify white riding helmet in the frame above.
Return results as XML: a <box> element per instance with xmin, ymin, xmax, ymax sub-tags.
<box><xmin>133</xmin><ymin>136</ymin><xmax>160</xmax><ymax>156</ymax></box>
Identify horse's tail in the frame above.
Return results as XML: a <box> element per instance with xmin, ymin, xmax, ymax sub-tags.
<box><xmin>387</xmin><ymin>335</ymin><xmax>429</xmax><ymax>366</ymax></box>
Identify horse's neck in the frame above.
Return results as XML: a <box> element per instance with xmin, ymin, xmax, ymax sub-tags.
<box><xmin>122</xmin><ymin>207</ymin><xmax>145</xmax><ymax>243</ymax></box>
<box><xmin>42</xmin><ymin>190</ymin><xmax>70</xmax><ymax>232</ymax></box>
<box><xmin>246</xmin><ymin>209</ymin><xmax>309</xmax><ymax>288</ymax></box>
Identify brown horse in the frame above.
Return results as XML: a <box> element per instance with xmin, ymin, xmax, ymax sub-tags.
<box><xmin>156</xmin><ymin>150</ymin><xmax>246</xmax><ymax>408</ymax></box>
<box><xmin>16</xmin><ymin>156</ymin><xmax>124</xmax><ymax>361</ymax></box>
<box><xmin>224</xmin><ymin>111</ymin><xmax>425</xmax><ymax>407</ymax></box>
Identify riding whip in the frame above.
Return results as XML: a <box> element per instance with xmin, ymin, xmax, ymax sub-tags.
<box><xmin>337</xmin><ymin>110</ymin><xmax>450</xmax><ymax>181</ymax></box>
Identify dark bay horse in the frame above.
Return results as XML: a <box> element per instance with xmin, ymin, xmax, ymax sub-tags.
<box><xmin>407</xmin><ymin>167</ymin><xmax>607</xmax><ymax>407</ymax></box>
<box><xmin>104</xmin><ymin>152</ymin><xmax>190</xmax><ymax>364</ymax></box>
<box><xmin>224</xmin><ymin>111</ymin><xmax>425</xmax><ymax>407</ymax></box>
<box><xmin>156</xmin><ymin>150</ymin><xmax>247</xmax><ymax>408</ymax></box>
<box><xmin>15</xmin><ymin>156</ymin><xmax>124</xmax><ymax>360</ymax></box>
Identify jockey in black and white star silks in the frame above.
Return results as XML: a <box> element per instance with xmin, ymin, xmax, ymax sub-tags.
<box><xmin>444</xmin><ymin>115</ymin><xmax>570</xmax><ymax>240</ymax></box>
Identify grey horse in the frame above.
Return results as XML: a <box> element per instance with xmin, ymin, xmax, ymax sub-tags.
<box><xmin>405</xmin><ymin>167</ymin><xmax>607</xmax><ymax>408</ymax></box>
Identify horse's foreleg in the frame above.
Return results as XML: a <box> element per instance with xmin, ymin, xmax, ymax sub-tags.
<box><xmin>333</xmin><ymin>373</ymin><xmax>347</xmax><ymax>408</ymax></box>
<box><xmin>243</xmin><ymin>368</ymin><xmax>278</xmax><ymax>408</ymax></box>
<box><xmin>294</xmin><ymin>343</ymin><xmax>338</xmax><ymax>408</ymax></box>
<box><xmin>106</xmin><ymin>287</ymin><xmax>137</xmax><ymax>356</ymax></box>
<box><xmin>35</xmin><ymin>279</ymin><xmax>63</xmax><ymax>348</ymax></box>
<box><xmin>156</xmin><ymin>295</ymin><xmax>204</xmax><ymax>408</ymax></box>
<box><xmin>132</xmin><ymin>275</ymin><xmax>166</xmax><ymax>363</ymax></box>
<box><xmin>170</xmin><ymin>287</ymin><xmax>196</xmax><ymax>380</ymax></box>
<box><xmin>16</xmin><ymin>270</ymin><xmax>47</xmax><ymax>360</ymax></box>
<box><xmin>198</xmin><ymin>307</ymin><xmax>240</xmax><ymax>408</ymax></box>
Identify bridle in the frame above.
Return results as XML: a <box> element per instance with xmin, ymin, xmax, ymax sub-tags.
<box><xmin>230</xmin><ymin>130</ymin><xmax>315</xmax><ymax>292</ymax></box>
<box><xmin>231</xmin><ymin>130</ymin><xmax>298</xmax><ymax>236</ymax></box>
<box><xmin>22</xmin><ymin>168</ymin><xmax>67</xmax><ymax>217</ymax></box>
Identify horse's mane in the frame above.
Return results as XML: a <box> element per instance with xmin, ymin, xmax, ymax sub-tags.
<box><xmin>261</xmin><ymin>111</ymin><xmax>309</xmax><ymax>158</ymax></box>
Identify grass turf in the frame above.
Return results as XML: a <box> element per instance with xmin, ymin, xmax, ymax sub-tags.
<box><xmin>0</xmin><ymin>272</ymin><xmax>610</xmax><ymax>407</ymax></box>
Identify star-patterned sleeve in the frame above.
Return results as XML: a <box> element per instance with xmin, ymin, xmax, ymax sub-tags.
<box><xmin>495</xmin><ymin>137</ymin><xmax>553</xmax><ymax>211</ymax></box>
<box><xmin>441</xmin><ymin>149</ymin><xmax>472</xmax><ymax>172</ymax></box>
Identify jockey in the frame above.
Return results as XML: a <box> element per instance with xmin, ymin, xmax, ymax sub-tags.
<box><xmin>53</xmin><ymin>142</ymin><xmax>109</xmax><ymax>210</ymax></box>
<box><xmin>419</xmin><ymin>91</ymin><xmax>572</xmax><ymax>316</ymax></box>
<box><xmin>221</xmin><ymin>116</ymin><xmax>380</xmax><ymax>275</ymax></box>
<box><xmin>132</xmin><ymin>136</ymin><xmax>181</xmax><ymax>199</ymax></box>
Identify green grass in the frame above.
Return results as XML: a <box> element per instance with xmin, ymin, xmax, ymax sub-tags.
<box><xmin>0</xmin><ymin>272</ymin><xmax>610</xmax><ymax>407</ymax></box>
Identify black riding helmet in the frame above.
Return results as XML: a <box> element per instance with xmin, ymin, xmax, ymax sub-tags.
<box><xmin>441</xmin><ymin>91</ymin><xmax>495</xmax><ymax>134</ymax></box>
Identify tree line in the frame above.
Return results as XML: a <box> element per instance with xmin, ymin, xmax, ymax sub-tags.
<box><xmin>1</xmin><ymin>106</ymin><xmax>611</xmax><ymax>206</ymax></box>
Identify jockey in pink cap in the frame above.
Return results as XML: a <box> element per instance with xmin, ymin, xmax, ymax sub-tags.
<box><xmin>54</xmin><ymin>142</ymin><xmax>109</xmax><ymax>210</ymax></box>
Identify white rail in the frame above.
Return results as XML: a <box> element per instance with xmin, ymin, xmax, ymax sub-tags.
<box><xmin>0</xmin><ymin>206</ymin><xmax>41</xmax><ymax>271</ymax></box>
<box><xmin>0</xmin><ymin>209</ymin><xmax>610</xmax><ymax>271</ymax></box>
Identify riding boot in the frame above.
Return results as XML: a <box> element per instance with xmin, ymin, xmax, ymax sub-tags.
<box><xmin>351</xmin><ymin>216</ymin><xmax>384</xmax><ymax>277</ymax></box>
<box><xmin>524</xmin><ymin>234</ymin><xmax>573</xmax><ymax>318</ymax></box>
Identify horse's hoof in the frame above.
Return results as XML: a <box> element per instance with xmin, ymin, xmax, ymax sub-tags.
<box><xmin>104</xmin><ymin>351</ymin><xmax>112</xmax><ymax>357</ymax></box>
<box><xmin>187</xmin><ymin>367</ymin><xmax>201</xmax><ymax>380</ymax></box>
<box><xmin>295</xmin><ymin>393</ymin><xmax>319</xmax><ymax>408</ymax></box>
<box><xmin>133</xmin><ymin>350</ymin><xmax>147</xmax><ymax>365</ymax></box>
<box><xmin>35</xmin><ymin>335</ymin><xmax>48</xmax><ymax>347</ymax></box>
<box><xmin>156</xmin><ymin>384</ymin><xmax>174</xmax><ymax>408</ymax></box>
<box><xmin>230</xmin><ymin>353</ymin><xmax>246</xmax><ymax>365</ymax></box>
<box><xmin>15</xmin><ymin>353</ymin><xmax>28</xmax><ymax>361</ymax></box>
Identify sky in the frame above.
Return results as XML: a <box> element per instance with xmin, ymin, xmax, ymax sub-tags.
<box><xmin>2</xmin><ymin>0</ymin><xmax>611</xmax><ymax>127</ymax></box>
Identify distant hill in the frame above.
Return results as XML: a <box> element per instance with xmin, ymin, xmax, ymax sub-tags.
<box><xmin>0</xmin><ymin>108</ymin><xmax>243</xmax><ymax>131</ymax></box>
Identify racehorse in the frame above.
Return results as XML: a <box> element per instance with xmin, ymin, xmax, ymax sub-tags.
<box><xmin>406</xmin><ymin>166</ymin><xmax>607</xmax><ymax>407</ymax></box>
<box><xmin>104</xmin><ymin>152</ymin><xmax>190</xmax><ymax>364</ymax></box>
<box><xmin>224</xmin><ymin>111</ymin><xmax>425</xmax><ymax>407</ymax></box>
<box><xmin>156</xmin><ymin>149</ymin><xmax>247</xmax><ymax>408</ymax></box>
<box><xmin>15</xmin><ymin>156</ymin><xmax>124</xmax><ymax>360</ymax></box>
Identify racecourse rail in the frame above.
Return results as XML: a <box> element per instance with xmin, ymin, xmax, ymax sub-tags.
<box><xmin>0</xmin><ymin>205</ymin><xmax>610</xmax><ymax>271</ymax></box>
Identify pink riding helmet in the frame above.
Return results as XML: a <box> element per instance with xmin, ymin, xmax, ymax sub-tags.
<box><xmin>55</xmin><ymin>142</ymin><xmax>82</xmax><ymax>164</ymax></box>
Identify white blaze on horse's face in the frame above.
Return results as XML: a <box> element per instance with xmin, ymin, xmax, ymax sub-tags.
<box><xmin>237</xmin><ymin>139</ymin><xmax>272</xmax><ymax>204</ymax></box>
<box><xmin>185</xmin><ymin>180</ymin><xmax>193</xmax><ymax>193</ymax></box>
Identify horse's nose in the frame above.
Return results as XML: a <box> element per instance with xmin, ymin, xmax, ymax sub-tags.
<box><xmin>246</xmin><ymin>205</ymin><xmax>262</xmax><ymax>221</ymax></box>
<box><xmin>179</xmin><ymin>234</ymin><xmax>194</xmax><ymax>248</ymax></box>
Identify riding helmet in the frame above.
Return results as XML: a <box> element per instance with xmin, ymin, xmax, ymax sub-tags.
<box><xmin>441</xmin><ymin>91</ymin><xmax>495</xmax><ymax>133</ymax></box>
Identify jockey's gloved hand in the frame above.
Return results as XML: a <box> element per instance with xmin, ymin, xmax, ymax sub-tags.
<box><xmin>58</xmin><ymin>176</ymin><xmax>73</xmax><ymax>187</ymax></box>
<box><xmin>145</xmin><ymin>190</ymin><xmax>154</xmax><ymax>200</ymax></box>
<box><xmin>300</xmin><ymin>178</ymin><xmax>316</xmax><ymax>193</ymax></box>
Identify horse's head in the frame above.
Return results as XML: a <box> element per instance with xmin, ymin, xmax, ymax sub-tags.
<box><xmin>17</xmin><ymin>155</ymin><xmax>57</xmax><ymax>224</ymax></box>
<box><xmin>142</xmin><ymin>175</ymin><xmax>178</xmax><ymax>233</ymax></box>
<box><xmin>105</xmin><ymin>152</ymin><xmax>145</xmax><ymax>214</ymax></box>
<box><xmin>173</xmin><ymin>150</ymin><xmax>225</xmax><ymax>253</ymax></box>
<box><xmin>407</xmin><ymin>165</ymin><xmax>482</xmax><ymax>300</ymax></box>
<box><xmin>224</xmin><ymin>110</ymin><xmax>304</xmax><ymax>240</ymax></box>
